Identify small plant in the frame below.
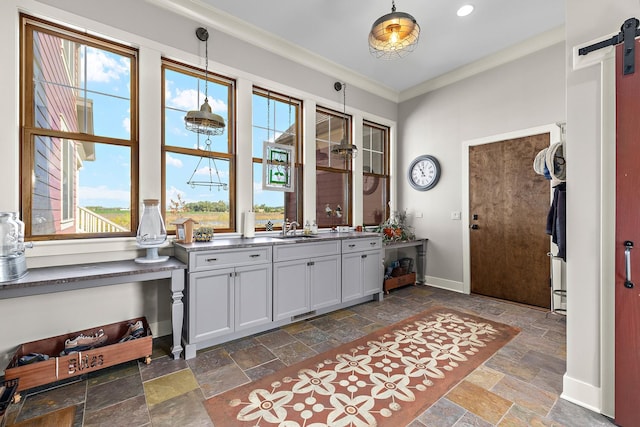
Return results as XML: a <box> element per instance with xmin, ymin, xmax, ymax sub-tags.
<box><xmin>194</xmin><ymin>226</ymin><xmax>214</xmax><ymax>242</ymax></box>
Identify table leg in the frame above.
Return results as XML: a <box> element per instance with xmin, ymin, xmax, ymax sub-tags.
<box><xmin>416</xmin><ymin>240</ymin><xmax>427</xmax><ymax>284</ymax></box>
<box><xmin>170</xmin><ymin>269</ymin><xmax>185</xmax><ymax>359</ymax></box>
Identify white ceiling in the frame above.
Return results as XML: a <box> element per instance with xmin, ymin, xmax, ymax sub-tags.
<box><xmin>159</xmin><ymin>0</ymin><xmax>565</xmax><ymax>98</ymax></box>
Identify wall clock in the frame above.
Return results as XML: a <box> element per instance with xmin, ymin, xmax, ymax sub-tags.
<box><xmin>407</xmin><ymin>155</ymin><xmax>441</xmax><ymax>191</ymax></box>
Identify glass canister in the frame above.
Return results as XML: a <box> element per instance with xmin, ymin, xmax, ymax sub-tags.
<box><xmin>1</xmin><ymin>212</ymin><xmax>28</xmax><ymax>281</ymax></box>
<box><xmin>135</xmin><ymin>199</ymin><xmax>169</xmax><ymax>263</ymax></box>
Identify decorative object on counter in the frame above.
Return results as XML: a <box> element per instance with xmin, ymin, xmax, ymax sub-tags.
<box><xmin>369</xmin><ymin>0</ymin><xmax>420</xmax><ymax>60</ymax></box>
<box><xmin>135</xmin><ymin>199</ymin><xmax>169</xmax><ymax>263</ymax></box>
<box><xmin>171</xmin><ymin>217</ymin><xmax>198</xmax><ymax>244</ymax></box>
<box><xmin>184</xmin><ymin>27</ymin><xmax>225</xmax><ymax>137</ymax></box>
<box><xmin>311</xmin><ymin>220</ymin><xmax>318</xmax><ymax>234</ymax></box>
<box><xmin>330</xmin><ymin>82</ymin><xmax>357</xmax><ymax>158</ymax></box>
<box><xmin>194</xmin><ymin>226</ymin><xmax>214</xmax><ymax>242</ymax></box>
<box><xmin>375</xmin><ymin>209</ymin><xmax>415</xmax><ymax>242</ymax></box>
<box><xmin>265</xmin><ymin>220</ymin><xmax>274</xmax><ymax>231</ymax></box>
<box><xmin>0</xmin><ymin>212</ymin><xmax>28</xmax><ymax>282</ymax></box>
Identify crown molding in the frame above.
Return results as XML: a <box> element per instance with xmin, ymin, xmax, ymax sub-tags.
<box><xmin>145</xmin><ymin>0</ymin><xmax>400</xmax><ymax>102</ymax></box>
<box><xmin>399</xmin><ymin>25</ymin><xmax>566</xmax><ymax>103</ymax></box>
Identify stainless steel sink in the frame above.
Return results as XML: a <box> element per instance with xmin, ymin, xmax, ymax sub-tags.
<box><xmin>276</xmin><ymin>234</ymin><xmax>320</xmax><ymax>240</ymax></box>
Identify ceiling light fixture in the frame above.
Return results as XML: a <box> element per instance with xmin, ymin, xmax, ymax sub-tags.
<box><xmin>457</xmin><ymin>4</ymin><xmax>474</xmax><ymax>17</ymax></box>
<box><xmin>184</xmin><ymin>27</ymin><xmax>225</xmax><ymax>136</ymax></box>
<box><xmin>331</xmin><ymin>82</ymin><xmax>357</xmax><ymax>159</ymax></box>
<box><xmin>369</xmin><ymin>0</ymin><xmax>420</xmax><ymax>60</ymax></box>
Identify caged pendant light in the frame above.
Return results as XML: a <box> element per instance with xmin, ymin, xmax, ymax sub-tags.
<box><xmin>331</xmin><ymin>82</ymin><xmax>357</xmax><ymax>159</ymax></box>
<box><xmin>369</xmin><ymin>0</ymin><xmax>420</xmax><ymax>60</ymax></box>
<box><xmin>184</xmin><ymin>27</ymin><xmax>225</xmax><ymax>136</ymax></box>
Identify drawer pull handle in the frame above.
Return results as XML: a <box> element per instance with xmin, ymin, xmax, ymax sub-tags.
<box><xmin>206</xmin><ymin>258</ymin><xmax>218</xmax><ymax>262</ymax></box>
<box><xmin>249</xmin><ymin>254</ymin><xmax>261</xmax><ymax>258</ymax></box>
<box><xmin>348</xmin><ymin>244</ymin><xmax>356</xmax><ymax>248</ymax></box>
<box><xmin>370</xmin><ymin>242</ymin><xmax>377</xmax><ymax>246</ymax></box>
<box><xmin>361</xmin><ymin>254</ymin><xmax>367</xmax><ymax>259</ymax></box>
<box><xmin>307</xmin><ymin>261</ymin><xmax>315</xmax><ymax>266</ymax></box>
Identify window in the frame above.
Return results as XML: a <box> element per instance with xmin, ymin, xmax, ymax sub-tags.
<box><xmin>316</xmin><ymin>107</ymin><xmax>352</xmax><ymax>228</ymax></box>
<box><xmin>362</xmin><ymin>121</ymin><xmax>390</xmax><ymax>226</ymax></box>
<box><xmin>162</xmin><ymin>60</ymin><xmax>235</xmax><ymax>233</ymax></box>
<box><xmin>21</xmin><ymin>15</ymin><xmax>137</xmax><ymax>239</ymax></box>
<box><xmin>252</xmin><ymin>88</ymin><xmax>302</xmax><ymax>229</ymax></box>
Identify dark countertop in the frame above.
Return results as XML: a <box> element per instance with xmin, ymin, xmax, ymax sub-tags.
<box><xmin>174</xmin><ymin>232</ymin><xmax>382</xmax><ymax>252</ymax></box>
<box><xmin>0</xmin><ymin>257</ymin><xmax>186</xmax><ymax>295</ymax></box>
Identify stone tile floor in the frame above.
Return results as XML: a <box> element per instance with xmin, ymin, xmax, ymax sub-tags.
<box><xmin>2</xmin><ymin>285</ymin><xmax>615</xmax><ymax>426</ymax></box>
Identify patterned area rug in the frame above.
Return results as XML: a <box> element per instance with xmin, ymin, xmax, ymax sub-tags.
<box><xmin>205</xmin><ymin>307</ymin><xmax>519</xmax><ymax>427</ymax></box>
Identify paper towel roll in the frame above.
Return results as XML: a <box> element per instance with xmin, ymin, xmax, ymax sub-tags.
<box><xmin>243</xmin><ymin>211</ymin><xmax>255</xmax><ymax>238</ymax></box>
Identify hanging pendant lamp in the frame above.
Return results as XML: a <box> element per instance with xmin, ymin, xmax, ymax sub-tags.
<box><xmin>369</xmin><ymin>0</ymin><xmax>420</xmax><ymax>60</ymax></box>
<box><xmin>331</xmin><ymin>82</ymin><xmax>357</xmax><ymax>159</ymax></box>
<box><xmin>184</xmin><ymin>27</ymin><xmax>225</xmax><ymax>136</ymax></box>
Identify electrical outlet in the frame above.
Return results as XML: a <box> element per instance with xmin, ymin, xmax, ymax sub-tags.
<box><xmin>451</xmin><ymin>211</ymin><xmax>461</xmax><ymax>220</ymax></box>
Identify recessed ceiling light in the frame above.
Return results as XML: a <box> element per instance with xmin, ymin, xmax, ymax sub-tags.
<box><xmin>457</xmin><ymin>4</ymin><xmax>474</xmax><ymax>17</ymax></box>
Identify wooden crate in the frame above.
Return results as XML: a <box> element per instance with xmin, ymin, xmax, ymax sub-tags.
<box><xmin>4</xmin><ymin>317</ymin><xmax>152</xmax><ymax>393</ymax></box>
<box><xmin>384</xmin><ymin>272</ymin><xmax>416</xmax><ymax>294</ymax></box>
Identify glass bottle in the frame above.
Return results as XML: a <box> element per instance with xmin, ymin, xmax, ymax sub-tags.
<box><xmin>135</xmin><ymin>199</ymin><xmax>168</xmax><ymax>263</ymax></box>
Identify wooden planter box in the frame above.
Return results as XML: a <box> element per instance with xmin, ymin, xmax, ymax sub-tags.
<box><xmin>384</xmin><ymin>272</ymin><xmax>416</xmax><ymax>294</ymax></box>
<box><xmin>4</xmin><ymin>317</ymin><xmax>152</xmax><ymax>393</ymax></box>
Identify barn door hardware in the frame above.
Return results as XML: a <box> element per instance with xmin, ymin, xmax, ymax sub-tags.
<box><xmin>578</xmin><ymin>17</ymin><xmax>640</xmax><ymax>75</ymax></box>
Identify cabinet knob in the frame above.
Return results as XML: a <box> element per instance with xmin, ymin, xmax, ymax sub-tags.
<box><xmin>361</xmin><ymin>254</ymin><xmax>367</xmax><ymax>259</ymax></box>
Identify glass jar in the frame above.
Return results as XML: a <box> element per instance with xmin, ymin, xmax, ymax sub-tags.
<box><xmin>1</xmin><ymin>212</ymin><xmax>21</xmax><ymax>257</ymax></box>
<box><xmin>136</xmin><ymin>199</ymin><xmax>167</xmax><ymax>247</ymax></box>
<box><xmin>135</xmin><ymin>200</ymin><xmax>169</xmax><ymax>263</ymax></box>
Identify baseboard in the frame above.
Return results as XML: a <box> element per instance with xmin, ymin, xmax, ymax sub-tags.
<box><xmin>425</xmin><ymin>276</ymin><xmax>465</xmax><ymax>293</ymax></box>
<box><xmin>561</xmin><ymin>373</ymin><xmax>602</xmax><ymax>413</ymax></box>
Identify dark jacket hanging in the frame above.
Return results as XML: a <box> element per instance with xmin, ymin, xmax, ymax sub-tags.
<box><xmin>546</xmin><ymin>182</ymin><xmax>566</xmax><ymax>261</ymax></box>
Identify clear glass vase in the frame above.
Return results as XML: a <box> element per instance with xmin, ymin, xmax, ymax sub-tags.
<box><xmin>135</xmin><ymin>199</ymin><xmax>169</xmax><ymax>263</ymax></box>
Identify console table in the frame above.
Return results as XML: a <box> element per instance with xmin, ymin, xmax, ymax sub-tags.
<box><xmin>383</xmin><ymin>238</ymin><xmax>428</xmax><ymax>292</ymax></box>
<box><xmin>0</xmin><ymin>258</ymin><xmax>186</xmax><ymax>359</ymax></box>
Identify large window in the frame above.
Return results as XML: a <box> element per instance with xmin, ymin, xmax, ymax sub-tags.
<box><xmin>316</xmin><ymin>107</ymin><xmax>352</xmax><ymax>228</ymax></box>
<box><xmin>162</xmin><ymin>60</ymin><xmax>235</xmax><ymax>233</ymax></box>
<box><xmin>362</xmin><ymin>121</ymin><xmax>390</xmax><ymax>226</ymax></box>
<box><xmin>21</xmin><ymin>15</ymin><xmax>138</xmax><ymax>239</ymax></box>
<box><xmin>252</xmin><ymin>88</ymin><xmax>302</xmax><ymax>230</ymax></box>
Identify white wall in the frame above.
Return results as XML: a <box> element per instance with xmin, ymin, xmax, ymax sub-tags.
<box><xmin>0</xmin><ymin>0</ymin><xmax>397</xmax><ymax>372</ymax></box>
<box><xmin>397</xmin><ymin>43</ymin><xmax>566</xmax><ymax>287</ymax></box>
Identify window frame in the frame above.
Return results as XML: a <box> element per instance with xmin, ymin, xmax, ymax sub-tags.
<box><xmin>20</xmin><ymin>14</ymin><xmax>139</xmax><ymax>240</ymax></box>
<box><xmin>362</xmin><ymin>120</ymin><xmax>390</xmax><ymax>226</ymax></box>
<box><xmin>251</xmin><ymin>87</ymin><xmax>303</xmax><ymax>229</ymax></box>
<box><xmin>161</xmin><ymin>58</ymin><xmax>237</xmax><ymax>234</ymax></box>
<box><xmin>315</xmin><ymin>106</ymin><xmax>353</xmax><ymax>227</ymax></box>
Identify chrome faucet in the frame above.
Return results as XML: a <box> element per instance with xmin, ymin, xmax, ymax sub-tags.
<box><xmin>285</xmin><ymin>221</ymin><xmax>300</xmax><ymax>236</ymax></box>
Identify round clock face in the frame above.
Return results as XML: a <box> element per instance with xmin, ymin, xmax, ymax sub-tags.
<box><xmin>408</xmin><ymin>155</ymin><xmax>441</xmax><ymax>191</ymax></box>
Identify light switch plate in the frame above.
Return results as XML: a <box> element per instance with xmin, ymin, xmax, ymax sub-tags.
<box><xmin>451</xmin><ymin>211</ymin><xmax>461</xmax><ymax>220</ymax></box>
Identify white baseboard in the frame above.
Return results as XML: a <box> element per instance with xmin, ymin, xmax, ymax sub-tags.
<box><xmin>561</xmin><ymin>373</ymin><xmax>602</xmax><ymax>413</ymax></box>
<box><xmin>424</xmin><ymin>276</ymin><xmax>465</xmax><ymax>293</ymax></box>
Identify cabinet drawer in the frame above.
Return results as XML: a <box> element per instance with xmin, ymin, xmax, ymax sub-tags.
<box><xmin>190</xmin><ymin>246</ymin><xmax>272</xmax><ymax>271</ymax></box>
<box><xmin>273</xmin><ymin>240</ymin><xmax>340</xmax><ymax>262</ymax></box>
<box><xmin>341</xmin><ymin>237</ymin><xmax>382</xmax><ymax>253</ymax></box>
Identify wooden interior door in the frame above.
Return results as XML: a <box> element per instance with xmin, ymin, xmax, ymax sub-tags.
<box><xmin>469</xmin><ymin>134</ymin><xmax>551</xmax><ymax>308</ymax></box>
<box><xmin>615</xmin><ymin>40</ymin><xmax>640</xmax><ymax>427</ymax></box>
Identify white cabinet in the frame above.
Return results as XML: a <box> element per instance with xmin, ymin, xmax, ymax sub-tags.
<box><xmin>178</xmin><ymin>246</ymin><xmax>272</xmax><ymax>357</ymax></box>
<box><xmin>273</xmin><ymin>240</ymin><xmax>341</xmax><ymax>321</ymax></box>
<box><xmin>341</xmin><ymin>237</ymin><xmax>383</xmax><ymax>302</ymax></box>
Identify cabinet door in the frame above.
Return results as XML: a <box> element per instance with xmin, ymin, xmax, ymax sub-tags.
<box><xmin>362</xmin><ymin>250</ymin><xmax>383</xmax><ymax>296</ymax></box>
<box><xmin>341</xmin><ymin>252</ymin><xmax>363</xmax><ymax>302</ymax></box>
<box><xmin>310</xmin><ymin>255</ymin><xmax>341</xmax><ymax>310</ymax></box>
<box><xmin>235</xmin><ymin>263</ymin><xmax>273</xmax><ymax>331</ymax></box>
<box><xmin>188</xmin><ymin>268</ymin><xmax>234</xmax><ymax>342</ymax></box>
<box><xmin>273</xmin><ymin>259</ymin><xmax>310</xmax><ymax>321</ymax></box>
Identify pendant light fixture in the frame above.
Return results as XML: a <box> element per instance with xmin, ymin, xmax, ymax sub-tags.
<box><xmin>369</xmin><ymin>0</ymin><xmax>420</xmax><ymax>60</ymax></box>
<box><xmin>184</xmin><ymin>27</ymin><xmax>225</xmax><ymax>136</ymax></box>
<box><xmin>331</xmin><ymin>82</ymin><xmax>357</xmax><ymax>159</ymax></box>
